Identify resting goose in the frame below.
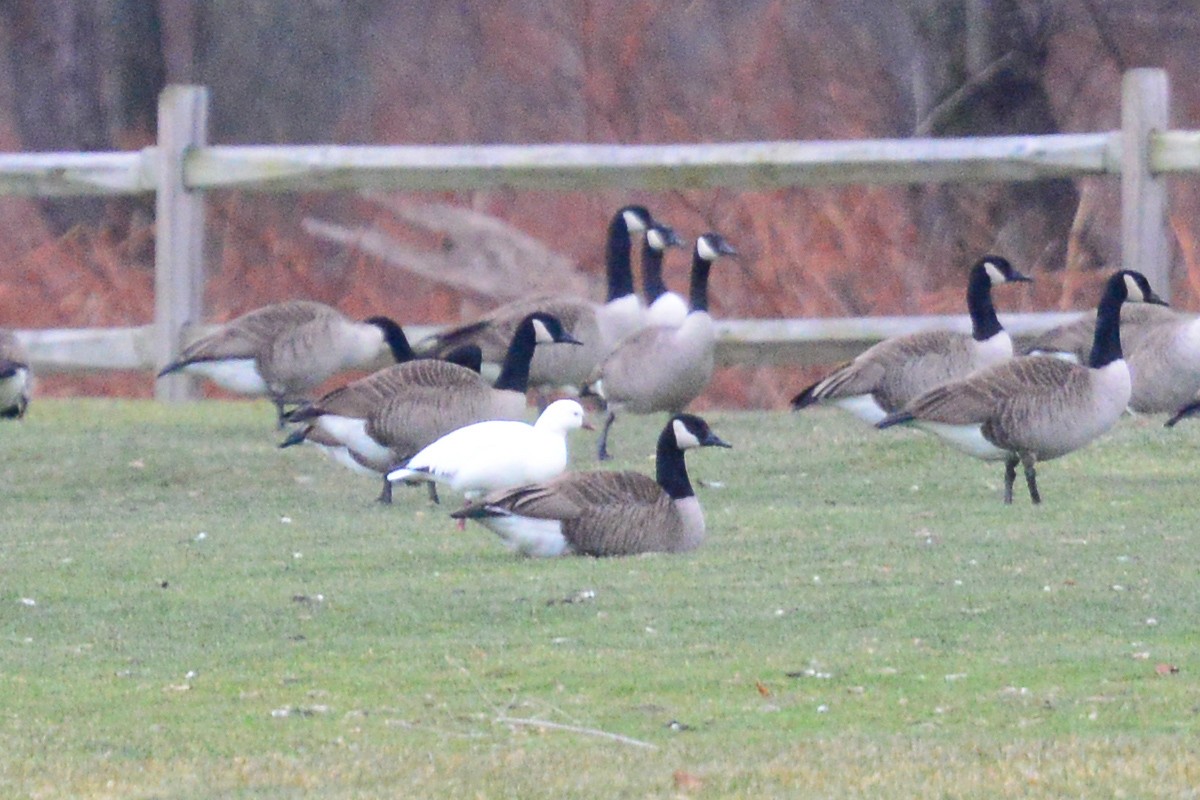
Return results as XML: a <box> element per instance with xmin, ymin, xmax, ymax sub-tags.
<box><xmin>452</xmin><ymin>414</ymin><xmax>730</xmax><ymax>557</ymax></box>
<box><xmin>386</xmin><ymin>399</ymin><xmax>589</xmax><ymax>500</ymax></box>
<box><xmin>587</xmin><ymin>232</ymin><xmax>737</xmax><ymax>460</ymax></box>
<box><xmin>157</xmin><ymin>300</ymin><xmax>413</xmax><ymax>427</ymax></box>
<box><xmin>792</xmin><ymin>256</ymin><xmax>1032</xmax><ymax>424</ymax></box>
<box><xmin>416</xmin><ymin>205</ymin><xmax>654</xmax><ymax>390</ymax></box>
<box><xmin>876</xmin><ymin>270</ymin><xmax>1166</xmax><ymax>505</ymax></box>
<box><xmin>641</xmin><ymin>223</ymin><xmax>688</xmax><ymax>326</ymax></box>
<box><xmin>0</xmin><ymin>329</ymin><xmax>31</xmax><ymax>419</ymax></box>
<box><xmin>284</xmin><ymin>312</ymin><xmax>579</xmax><ymax>502</ymax></box>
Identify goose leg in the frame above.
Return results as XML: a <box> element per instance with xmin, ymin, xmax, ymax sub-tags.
<box><xmin>426</xmin><ymin>481</ymin><xmax>440</xmax><ymax>505</ymax></box>
<box><xmin>1020</xmin><ymin>452</ymin><xmax>1041</xmax><ymax>505</ymax></box>
<box><xmin>273</xmin><ymin>397</ymin><xmax>289</xmax><ymax>429</ymax></box>
<box><xmin>1003</xmin><ymin>454</ymin><xmax>1018</xmax><ymax>505</ymax></box>
<box><xmin>377</xmin><ymin>477</ymin><xmax>393</xmax><ymax>505</ymax></box>
<box><xmin>597</xmin><ymin>411</ymin><xmax>617</xmax><ymax>461</ymax></box>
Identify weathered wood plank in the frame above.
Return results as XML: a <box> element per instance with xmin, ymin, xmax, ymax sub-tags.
<box><xmin>0</xmin><ymin>150</ymin><xmax>154</xmax><ymax>196</ymax></box>
<box><xmin>186</xmin><ymin>133</ymin><xmax>1118</xmax><ymax>194</ymax></box>
<box><xmin>154</xmin><ymin>86</ymin><xmax>209</xmax><ymax>402</ymax></box>
<box><xmin>1122</xmin><ymin>69</ymin><xmax>1171</xmax><ymax>300</ymax></box>
<box><xmin>15</xmin><ymin>312</ymin><xmax>1087</xmax><ymax>373</ymax></box>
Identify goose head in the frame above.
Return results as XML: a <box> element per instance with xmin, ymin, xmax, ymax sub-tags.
<box><xmin>645</xmin><ymin>223</ymin><xmax>685</xmax><ymax>254</ymax></box>
<box><xmin>524</xmin><ymin>312</ymin><xmax>584</xmax><ymax>346</ymax></box>
<box><xmin>695</xmin><ymin>233</ymin><xmax>738</xmax><ymax>263</ymax></box>
<box><xmin>972</xmin><ymin>255</ymin><xmax>1032</xmax><ymax>287</ymax></box>
<box><xmin>535</xmin><ymin>399</ymin><xmax>594</xmax><ymax>433</ymax></box>
<box><xmin>618</xmin><ymin>205</ymin><xmax>653</xmax><ymax>235</ymax></box>
<box><xmin>669</xmin><ymin>413</ymin><xmax>732</xmax><ymax>450</ymax></box>
<box><xmin>1112</xmin><ymin>270</ymin><xmax>1168</xmax><ymax>306</ymax></box>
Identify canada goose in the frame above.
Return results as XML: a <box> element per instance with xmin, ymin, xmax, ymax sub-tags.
<box><xmin>791</xmin><ymin>256</ymin><xmax>1032</xmax><ymax>424</ymax></box>
<box><xmin>876</xmin><ymin>270</ymin><xmax>1166</xmax><ymax>504</ymax></box>
<box><xmin>386</xmin><ymin>399</ymin><xmax>590</xmax><ymax>501</ymax></box>
<box><xmin>451</xmin><ymin>414</ymin><xmax>730</xmax><ymax>557</ymax></box>
<box><xmin>157</xmin><ymin>300</ymin><xmax>414</xmax><ymax>427</ymax></box>
<box><xmin>588</xmin><ymin>232</ymin><xmax>738</xmax><ymax>460</ymax></box>
<box><xmin>416</xmin><ymin>205</ymin><xmax>655</xmax><ymax>390</ymax></box>
<box><xmin>284</xmin><ymin>312</ymin><xmax>580</xmax><ymax>502</ymax></box>
<box><xmin>0</xmin><ymin>329</ymin><xmax>31</xmax><ymax>419</ymax></box>
<box><xmin>641</xmin><ymin>223</ymin><xmax>688</xmax><ymax>326</ymax></box>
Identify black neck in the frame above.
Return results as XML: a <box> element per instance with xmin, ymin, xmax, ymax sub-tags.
<box><xmin>494</xmin><ymin>320</ymin><xmax>537</xmax><ymax>391</ymax></box>
<box><xmin>1089</xmin><ymin>281</ymin><xmax>1126</xmax><ymax>369</ymax></box>
<box><xmin>604</xmin><ymin>214</ymin><xmax>637</xmax><ymax>302</ymax></box>
<box><xmin>966</xmin><ymin>268</ymin><xmax>1003</xmax><ymax>341</ymax></box>
<box><xmin>642</xmin><ymin>241</ymin><xmax>669</xmax><ymax>304</ymax></box>
<box><xmin>688</xmin><ymin>253</ymin><xmax>713</xmax><ymax>314</ymax></box>
<box><xmin>369</xmin><ymin>317</ymin><xmax>416</xmax><ymax>362</ymax></box>
<box><xmin>656</xmin><ymin>426</ymin><xmax>695</xmax><ymax>500</ymax></box>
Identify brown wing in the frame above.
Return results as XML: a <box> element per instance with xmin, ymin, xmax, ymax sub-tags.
<box><xmin>419</xmin><ymin>296</ymin><xmax>594</xmax><ymax>362</ymax></box>
<box><xmin>1022</xmin><ymin>304</ymin><xmax>1181</xmax><ymax>361</ymax></box>
<box><xmin>174</xmin><ymin>300</ymin><xmax>334</xmax><ymax>363</ymax></box>
<box><xmin>904</xmin><ymin>356</ymin><xmax>1080</xmax><ymax>425</ymax></box>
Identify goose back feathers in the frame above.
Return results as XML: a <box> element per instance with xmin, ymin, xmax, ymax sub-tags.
<box><xmin>792</xmin><ymin>256</ymin><xmax>1031</xmax><ymax>424</ymax></box>
<box><xmin>416</xmin><ymin>205</ymin><xmax>654</xmax><ymax>389</ymax></box>
<box><xmin>452</xmin><ymin>414</ymin><xmax>730</xmax><ymax>557</ymax></box>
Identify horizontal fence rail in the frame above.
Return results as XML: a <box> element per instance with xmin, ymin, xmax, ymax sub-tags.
<box><xmin>12</xmin><ymin>312</ymin><xmax>1085</xmax><ymax>374</ymax></box>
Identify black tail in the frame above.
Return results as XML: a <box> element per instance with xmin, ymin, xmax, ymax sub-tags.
<box><xmin>790</xmin><ymin>383</ymin><xmax>819</xmax><ymax>410</ymax></box>
<box><xmin>278</xmin><ymin>426</ymin><xmax>312</xmax><ymax>448</ymax></box>
<box><xmin>875</xmin><ymin>411</ymin><xmax>914</xmax><ymax>430</ymax></box>
<box><xmin>1165</xmin><ymin>400</ymin><xmax>1200</xmax><ymax>428</ymax></box>
<box><xmin>156</xmin><ymin>361</ymin><xmax>185</xmax><ymax>379</ymax></box>
<box><xmin>284</xmin><ymin>403</ymin><xmax>324</xmax><ymax>424</ymax></box>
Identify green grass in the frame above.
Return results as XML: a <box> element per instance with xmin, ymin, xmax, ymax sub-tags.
<box><xmin>3</xmin><ymin>399</ymin><xmax>1200</xmax><ymax>798</ymax></box>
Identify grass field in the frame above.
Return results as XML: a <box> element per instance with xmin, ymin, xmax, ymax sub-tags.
<box><xmin>3</xmin><ymin>398</ymin><xmax>1200</xmax><ymax>798</ymax></box>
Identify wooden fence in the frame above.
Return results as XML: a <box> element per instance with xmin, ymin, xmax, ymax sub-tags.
<box><xmin>0</xmin><ymin>69</ymin><xmax>1183</xmax><ymax>401</ymax></box>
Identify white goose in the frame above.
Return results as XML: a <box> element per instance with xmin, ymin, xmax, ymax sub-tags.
<box><xmin>386</xmin><ymin>399</ymin><xmax>590</xmax><ymax>501</ymax></box>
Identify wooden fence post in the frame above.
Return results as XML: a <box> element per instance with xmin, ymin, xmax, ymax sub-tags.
<box><xmin>1121</xmin><ymin>69</ymin><xmax>1171</xmax><ymax>300</ymax></box>
<box><xmin>154</xmin><ymin>85</ymin><xmax>209</xmax><ymax>402</ymax></box>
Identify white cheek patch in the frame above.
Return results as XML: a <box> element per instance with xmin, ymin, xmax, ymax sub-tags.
<box><xmin>1123</xmin><ymin>274</ymin><xmax>1144</xmax><ymax>302</ymax></box>
<box><xmin>646</xmin><ymin>229</ymin><xmax>665</xmax><ymax>250</ymax></box>
<box><xmin>623</xmin><ymin>209</ymin><xmax>648</xmax><ymax>233</ymax></box>
<box><xmin>673</xmin><ymin>419</ymin><xmax>702</xmax><ymax>449</ymax></box>
<box><xmin>696</xmin><ymin>237</ymin><xmax>719</xmax><ymax>262</ymax></box>
<box><xmin>984</xmin><ymin>261</ymin><xmax>1005</xmax><ymax>284</ymax></box>
<box><xmin>532</xmin><ymin>318</ymin><xmax>553</xmax><ymax>343</ymax></box>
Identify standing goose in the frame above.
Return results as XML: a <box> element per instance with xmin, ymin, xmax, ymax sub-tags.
<box><xmin>416</xmin><ymin>205</ymin><xmax>655</xmax><ymax>390</ymax></box>
<box><xmin>876</xmin><ymin>270</ymin><xmax>1166</xmax><ymax>504</ymax></box>
<box><xmin>641</xmin><ymin>222</ymin><xmax>689</xmax><ymax>326</ymax></box>
<box><xmin>0</xmin><ymin>329</ymin><xmax>31</xmax><ymax>419</ymax></box>
<box><xmin>284</xmin><ymin>312</ymin><xmax>580</xmax><ymax>502</ymax></box>
<box><xmin>157</xmin><ymin>300</ymin><xmax>414</xmax><ymax>427</ymax></box>
<box><xmin>791</xmin><ymin>256</ymin><xmax>1032</xmax><ymax>424</ymax></box>
<box><xmin>386</xmin><ymin>399</ymin><xmax>589</xmax><ymax>501</ymax></box>
<box><xmin>587</xmin><ymin>232</ymin><xmax>738</xmax><ymax>460</ymax></box>
<box><xmin>451</xmin><ymin>414</ymin><xmax>730</xmax><ymax>557</ymax></box>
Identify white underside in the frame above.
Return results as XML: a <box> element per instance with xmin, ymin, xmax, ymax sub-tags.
<box><xmin>0</xmin><ymin>369</ymin><xmax>29</xmax><ymax>410</ymax></box>
<box><xmin>915</xmin><ymin>421</ymin><xmax>1008</xmax><ymax>460</ymax></box>
<box><xmin>833</xmin><ymin>394</ymin><xmax>888</xmax><ymax>425</ymax></box>
<box><xmin>318</xmin><ymin>415</ymin><xmax>392</xmax><ymax>465</ymax></box>
<box><xmin>184</xmin><ymin>359</ymin><xmax>268</xmax><ymax>395</ymax></box>
<box><xmin>645</xmin><ymin>293</ymin><xmax>688</xmax><ymax>327</ymax></box>
<box><xmin>312</xmin><ymin>442</ymin><xmax>379</xmax><ymax>477</ymax></box>
<box><xmin>473</xmin><ymin>514</ymin><xmax>572</xmax><ymax>557</ymax></box>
